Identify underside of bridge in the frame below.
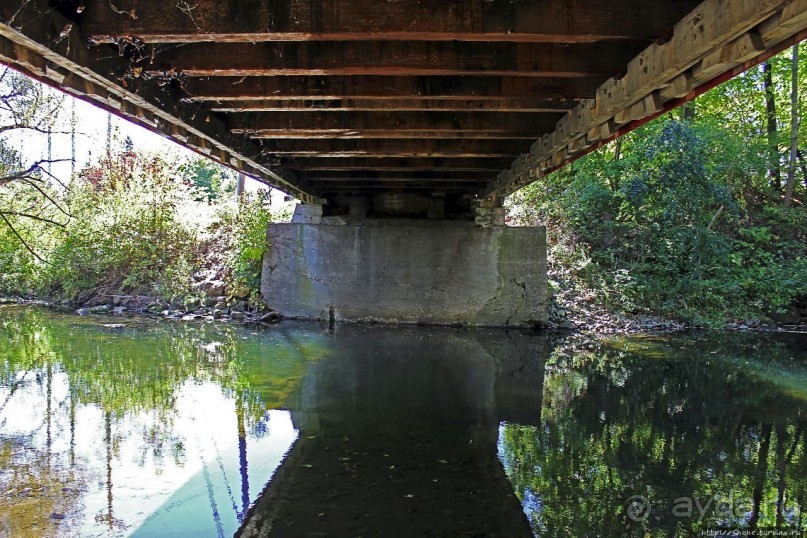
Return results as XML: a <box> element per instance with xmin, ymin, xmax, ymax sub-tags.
<box><xmin>1</xmin><ymin>0</ymin><xmax>805</xmax><ymax>326</ymax></box>
<box><xmin>1</xmin><ymin>0</ymin><xmax>805</xmax><ymax>206</ymax></box>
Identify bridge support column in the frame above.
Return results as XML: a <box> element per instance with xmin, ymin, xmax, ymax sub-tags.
<box><xmin>262</xmin><ymin>211</ymin><xmax>547</xmax><ymax>328</ymax></box>
<box><xmin>472</xmin><ymin>196</ymin><xmax>506</xmax><ymax>227</ymax></box>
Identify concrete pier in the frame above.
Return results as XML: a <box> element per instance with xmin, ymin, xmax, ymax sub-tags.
<box><xmin>261</xmin><ymin>209</ymin><xmax>547</xmax><ymax>328</ymax></box>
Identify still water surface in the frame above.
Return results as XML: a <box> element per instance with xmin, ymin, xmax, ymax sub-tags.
<box><xmin>0</xmin><ymin>306</ymin><xmax>805</xmax><ymax>537</ymax></box>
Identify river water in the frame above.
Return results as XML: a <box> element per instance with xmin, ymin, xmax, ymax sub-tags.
<box><xmin>0</xmin><ymin>306</ymin><xmax>805</xmax><ymax>537</ymax></box>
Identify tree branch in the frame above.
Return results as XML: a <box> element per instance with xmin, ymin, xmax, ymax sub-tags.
<box><xmin>0</xmin><ymin>210</ymin><xmax>66</xmax><ymax>227</ymax></box>
<box><xmin>0</xmin><ymin>213</ymin><xmax>48</xmax><ymax>264</ymax></box>
<box><xmin>0</xmin><ymin>159</ymin><xmax>68</xmax><ymax>187</ymax></box>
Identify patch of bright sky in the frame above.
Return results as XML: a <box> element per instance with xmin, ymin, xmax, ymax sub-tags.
<box><xmin>6</xmin><ymin>73</ymin><xmax>279</xmax><ymax>196</ymax></box>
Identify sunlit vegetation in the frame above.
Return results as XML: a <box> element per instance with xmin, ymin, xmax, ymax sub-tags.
<box><xmin>508</xmin><ymin>44</ymin><xmax>807</xmax><ymax>325</ymax></box>
<box><xmin>0</xmin><ymin>66</ymin><xmax>292</xmax><ymax>304</ymax></box>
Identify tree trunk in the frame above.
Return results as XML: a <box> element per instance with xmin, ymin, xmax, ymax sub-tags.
<box><xmin>785</xmin><ymin>44</ymin><xmax>800</xmax><ymax>206</ymax></box>
<box><xmin>47</xmin><ymin>126</ymin><xmax>52</xmax><ymax>176</ymax></box>
<box><xmin>237</xmin><ymin>396</ymin><xmax>249</xmax><ymax>522</ymax></box>
<box><xmin>775</xmin><ymin>423</ymin><xmax>786</xmax><ymax>527</ymax></box>
<box><xmin>608</xmin><ymin>137</ymin><xmax>623</xmax><ymax>191</ymax></box>
<box><xmin>764</xmin><ymin>61</ymin><xmax>781</xmax><ymax>190</ymax></box>
<box><xmin>70</xmin><ymin>100</ymin><xmax>76</xmax><ymax>178</ymax></box>
<box><xmin>681</xmin><ymin>102</ymin><xmax>695</xmax><ymax>121</ymax></box>
<box><xmin>235</xmin><ymin>172</ymin><xmax>246</xmax><ymax>198</ymax></box>
<box><xmin>106</xmin><ymin>113</ymin><xmax>112</xmax><ymax>154</ymax></box>
<box><xmin>750</xmin><ymin>423</ymin><xmax>773</xmax><ymax>529</ymax></box>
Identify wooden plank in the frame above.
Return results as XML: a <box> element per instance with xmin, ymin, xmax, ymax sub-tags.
<box><xmin>598</xmin><ymin>0</ymin><xmax>786</xmax><ymax>119</ymax></box>
<box><xmin>269</xmin><ymin>151</ymin><xmax>520</xmax><ymax>159</ymax></box>
<box><xmin>230</xmin><ymin>111</ymin><xmax>562</xmax><ymax>135</ymax></box>
<box><xmin>759</xmin><ymin>0</ymin><xmax>807</xmax><ymax>43</ymax></box>
<box><xmin>260</xmin><ymin>139</ymin><xmax>529</xmax><ymax>158</ymax></box>
<box><xmin>486</xmin><ymin>0</ymin><xmax>794</xmax><ymax>198</ymax></box>
<box><xmin>247</xmin><ymin>130</ymin><xmax>538</xmax><ymax>140</ymax></box>
<box><xmin>81</xmin><ymin>0</ymin><xmax>701</xmax><ymax>43</ymax></box>
<box><xmin>284</xmin><ymin>158</ymin><xmax>512</xmax><ymax>172</ymax></box>
<box><xmin>691</xmin><ymin>30</ymin><xmax>766</xmax><ymax>82</ymax></box>
<box><xmin>0</xmin><ymin>0</ymin><xmax>320</xmax><ymax>203</ymax></box>
<box><xmin>138</xmin><ymin>41</ymin><xmax>633</xmax><ymax>78</ymax></box>
<box><xmin>313</xmin><ymin>184</ymin><xmax>486</xmax><ymax>192</ymax></box>
<box><xmin>181</xmin><ymin>76</ymin><xmax>608</xmax><ymax>101</ymax></box>
<box><xmin>304</xmin><ymin>174</ymin><xmax>492</xmax><ymax>183</ymax></box>
<box><xmin>209</xmin><ymin>98</ymin><xmax>576</xmax><ymax>113</ymax></box>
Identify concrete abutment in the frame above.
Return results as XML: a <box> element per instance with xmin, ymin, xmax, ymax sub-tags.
<box><xmin>261</xmin><ymin>203</ymin><xmax>547</xmax><ymax>328</ymax></box>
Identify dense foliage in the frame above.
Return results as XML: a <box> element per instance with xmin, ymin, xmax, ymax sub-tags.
<box><xmin>44</xmin><ymin>150</ymin><xmax>203</xmax><ymax>299</ymax></box>
<box><xmin>0</xmin><ymin>148</ymin><xmax>289</xmax><ymax>302</ymax></box>
<box><xmin>508</xmin><ymin>45</ymin><xmax>807</xmax><ymax>325</ymax></box>
<box><xmin>206</xmin><ymin>192</ymin><xmax>293</xmax><ymax>296</ymax></box>
<box><xmin>0</xmin><ymin>66</ymin><xmax>291</xmax><ymax>302</ymax></box>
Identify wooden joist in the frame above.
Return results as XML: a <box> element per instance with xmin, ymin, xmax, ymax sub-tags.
<box><xmin>245</xmin><ymin>130</ymin><xmax>538</xmax><ymax>140</ymax></box>
<box><xmin>139</xmin><ymin>41</ymin><xmax>632</xmax><ymax>78</ymax></box>
<box><xmin>260</xmin><ymin>139</ymin><xmax>529</xmax><ymax>159</ymax></box>
<box><xmin>283</xmin><ymin>157</ymin><xmax>511</xmax><ymax>172</ymax></box>
<box><xmin>229</xmin><ymin>111</ymin><xmax>562</xmax><ymax>136</ymax></box>
<box><xmin>80</xmin><ymin>0</ymin><xmax>700</xmax><ymax>43</ymax></box>
<box><xmin>484</xmin><ymin>0</ymin><xmax>807</xmax><ymax>199</ymax></box>
<box><xmin>181</xmin><ymin>76</ymin><xmax>607</xmax><ymax>102</ymax></box>
<box><xmin>209</xmin><ymin>99</ymin><xmax>575</xmax><ymax>113</ymax></box>
<box><xmin>312</xmin><ymin>183</ymin><xmax>488</xmax><ymax>192</ymax></box>
<box><xmin>301</xmin><ymin>171</ymin><xmax>494</xmax><ymax>182</ymax></box>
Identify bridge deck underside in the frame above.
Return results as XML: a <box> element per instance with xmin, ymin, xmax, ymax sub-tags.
<box><xmin>0</xmin><ymin>0</ymin><xmax>805</xmax><ymax>204</ymax></box>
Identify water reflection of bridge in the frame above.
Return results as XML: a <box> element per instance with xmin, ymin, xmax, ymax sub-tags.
<box><xmin>238</xmin><ymin>326</ymin><xmax>547</xmax><ymax>537</ymax></box>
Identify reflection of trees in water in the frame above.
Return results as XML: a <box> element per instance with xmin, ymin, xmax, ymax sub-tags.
<box><xmin>0</xmin><ymin>307</ymin><xmax>320</xmax><ymax>419</ymax></box>
<box><xmin>0</xmin><ymin>307</ymin><xmax>326</xmax><ymax>535</ymax></box>
<box><xmin>0</xmin><ymin>437</ymin><xmax>85</xmax><ymax>538</ymax></box>
<box><xmin>499</xmin><ymin>335</ymin><xmax>807</xmax><ymax>536</ymax></box>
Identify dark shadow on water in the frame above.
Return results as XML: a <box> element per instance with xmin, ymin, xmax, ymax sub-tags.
<box><xmin>237</xmin><ymin>325</ymin><xmax>547</xmax><ymax>537</ymax></box>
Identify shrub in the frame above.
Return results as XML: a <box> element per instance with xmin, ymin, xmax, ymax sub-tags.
<box><xmin>41</xmin><ymin>151</ymin><xmax>202</xmax><ymax>299</ymax></box>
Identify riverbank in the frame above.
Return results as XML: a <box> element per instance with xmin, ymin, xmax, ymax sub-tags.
<box><xmin>545</xmin><ymin>284</ymin><xmax>807</xmax><ymax>335</ymax></box>
<box><xmin>0</xmin><ymin>294</ymin><xmax>282</xmax><ymax>325</ymax></box>
<box><xmin>3</xmin><ymin>294</ymin><xmax>805</xmax><ymax>335</ymax></box>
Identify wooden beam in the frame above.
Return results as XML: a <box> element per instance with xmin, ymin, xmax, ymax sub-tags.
<box><xmin>303</xmin><ymin>173</ymin><xmax>493</xmax><ymax>183</ymax></box>
<box><xmin>314</xmin><ymin>183</ymin><xmax>486</xmax><ymax>192</ymax></box>
<box><xmin>246</xmin><ymin>131</ymin><xmax>538</xmax><ymax>140</ymax></box>
<box><xmin>485</xmin><ymin>0</ymin><xmax>802</xmax><ymax>198</ymax></box>
<box><xmin>230</xmin><ymin>112</ymin><xmax>562</xmax><ymax>135</ymax></box>
<box><xmin>81</xmin><ymin>0</ymin><xmax>700</xmax><ymax>43</ymax></box>
<box><xmin>260</xmin><ymin>139</ymin><xmax>529</xmax><ymax>158</ymax></box>
<box><xmin>0</xmin><ymin>0</ymin><xmax>320</xmax><ymax>203</ymax></box>
<box><xmin>181</xmin><ymin>76</ymin><xmax>608</xmax><ymax>101</ymax></box>
<box><xmin>261</xmin><ymin>139</ymin><xmax>530</xmax><ymax>157</ymax></box>
<box><xmin>137</xmin><ymin>41</ymin><xmax>633</xmax><ymax>78</ymax></box>
<box><xmin>284</xmin><ymin>158</ymin><xmax>511</xmax><ymax>172</ymax></box>
<box><xmin>209</xmin><ymin>98</ymin><xmax>576</xmax><ymax>113</ymax></box>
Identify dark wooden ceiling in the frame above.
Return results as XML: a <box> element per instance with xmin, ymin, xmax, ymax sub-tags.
<box><xmin>1</xmin><ymin>0</ymin><xmax>804</xmax><ymax>203</ymax></box>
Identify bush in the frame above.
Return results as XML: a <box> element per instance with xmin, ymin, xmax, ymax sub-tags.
<box><xmin>41</xmin><ymin>151</ymin><xmax>202</xmax><ymax>299</ymax></box>
<box><xmin>508</xmin><ymin>118</ymin><xmax>807</xmax><ymax>325</ymax></box>
<box><xmin>206</xmin><ymin>192</ymin><xmax>293</xmax><ymax>299</ymax></box>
